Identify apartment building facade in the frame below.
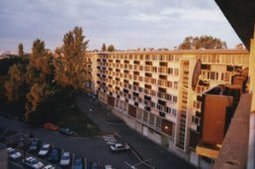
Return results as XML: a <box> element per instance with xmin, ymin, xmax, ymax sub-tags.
<box><xmin>85</xmin><ymin>49</ymin><xmax>249</xmax><ymax>167</ymax></box>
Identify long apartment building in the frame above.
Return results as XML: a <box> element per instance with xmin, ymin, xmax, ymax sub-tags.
<box><xmin>85</xmin><ymin>49</ymin><xmax>249</xmax><ymax>166</ymax></box>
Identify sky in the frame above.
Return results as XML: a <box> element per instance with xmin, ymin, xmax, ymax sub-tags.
<box><xmin>0</xmin><ymin>0</ymin><xmax>242</xmax><ymax>52</ymax></box>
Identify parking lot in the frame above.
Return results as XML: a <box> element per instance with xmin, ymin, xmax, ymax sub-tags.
<box><xmin>0</xmin><ymin>94</ymin><xmax>196</xmax><ymax>169</ymax></box>
<box><xmin>0</xmin><ymin>116</ymin><xmax>150</xmax><ymax>169</ymax></box>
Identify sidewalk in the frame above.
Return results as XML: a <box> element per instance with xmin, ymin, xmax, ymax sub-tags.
<box><xmin>76</xmin><ymin>96</ymin><xmax>196</xmax><ymax>169</ymax></box>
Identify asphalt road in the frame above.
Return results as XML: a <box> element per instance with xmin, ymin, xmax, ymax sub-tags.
<box><xmin>0</xmin><ymin>95</ymin><xmax>197</xmax><ymax>169</ymax></box>
<box><xmin>0</xmin><ymin>117</ymin><xmax>140</xmax><ymax>169</ymax></box>
<box><xmin>76</xmin><ymin>95</ymin><xmax>196</xmax><ymax>169</ymax></box>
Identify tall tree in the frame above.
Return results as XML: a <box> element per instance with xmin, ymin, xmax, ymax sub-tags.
<box><xmin>178</xmin><ymin>35</ymin><xmax>227</xmax><ymax>50</ymax></box>
<box><xmin>54</xmin><ymin>26</ymin><xmax>89</xmax><ymax>90</ymax></box>
<box><xmin>27</xmin><ymin>39</ymin><xmax>54</xmax><ymax>84</ymax></box>
<box><xmin>25</xmin><ymin>83</ymin><xmax>53</xmax><ymax>122</ymax></box>
<box><xmin>18</xmin><ymin>43</ymin><xmax>24</xmax><ymax>57</ymax></box>
<box><xmin>101</xmin><ymin>43</ymin><xmax>106</xmax><ymax>52</ymax></box>
<box><xmin>4</xmin><ymin>64</ymin><xmax>26</xmax><ymax>102</ymax></box>
<box><xmin>107</xmin><ymin>44</ymin><xmax>115</xmax><ymax>52</ymax></box>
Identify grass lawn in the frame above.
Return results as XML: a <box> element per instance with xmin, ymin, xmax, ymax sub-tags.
<box><xmin>54</xmin><ymin>105</ymin><xmax>101</xmax><ymax>137</ymax></box>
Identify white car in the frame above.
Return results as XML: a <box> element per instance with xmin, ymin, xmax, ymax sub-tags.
<box><xmin>38</xmin><ymin>144</ymin><xmax>51</xmax><ymax>156</ymax></box>
<box><xmin>110</xmin><ymin>143</ymin><xmax>130</xmax><ymax>152</ymax></box>
<box><xmin>43</xmin><ymin>164</ymin><xmax>55</xmax><ymax>169</ymax></box>
<box><xmin>60</xmin><ymin>152</ymin><xmax>71</xmax><ymax>166</ymax></box>
<box><xmin>105</xmin><ymin>164</ymin><xmax>113</xmax><ymax>169</ymax></box>
<box><xmin>24</xmin><ymin>156</ymin><xmax>44</xmax><ymax>169</ymax></box>
<box><xmin>7</xmin><ymin>147</ymin><xmax>22</xmax><ymax>160</ymax></box>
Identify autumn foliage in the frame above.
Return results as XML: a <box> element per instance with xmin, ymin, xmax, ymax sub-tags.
<box><xmin>0</xmin><ymin>27</ymin><xmax>90</xmax><ymax>124</ymax></box>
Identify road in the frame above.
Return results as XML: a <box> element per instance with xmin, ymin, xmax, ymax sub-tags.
<box><xmin>0</xmin><ymin>95</ymin><xmax>196</xmax><ymax>169</ymax></box>
<box><xmin>76</xmin><ymin>95</ymin><xmax>196</xmax><ymax>169</ymax></box>
<box><xmin>0</xmin><ymin>117</ymin><xmax>139</xmax><ymax>169</ymax></box>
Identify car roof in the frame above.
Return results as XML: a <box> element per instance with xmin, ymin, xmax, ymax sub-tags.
<box><xmin>63</xmin><ymin>152</ymin><xmax>70</xmax><ymax>155</ymax></box>
<box><xmin>42</xmin><ymin>144</ymin><xmax>50</xmax><ymax>147</ymax></box>
<box><xmin>7</xmin><ymin>147</ymin><xmax>14</xmax><ymax>151</ymax></box>
<box><xmin>26</xmin><ymin>156</ymin><xmax>35</xmax><ymax>161</ymax></box>
<box><xmin>115</xmin><ymin>143</ymin><xmax>123</xmax><ymax>146</ymax></box>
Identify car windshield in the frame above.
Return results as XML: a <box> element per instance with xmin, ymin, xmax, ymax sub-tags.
<box><xmin>62</xmin><ymin>155</ymin><xmax>70</xmax><ymax>160</ymax></box>
<box><xmin>52</xmin><ymin>149</ymin><xmax>58</xmax><ymax>154</ymax></box>
<box><xmin>9</xmin><ymin>150</ymin><xmax>17</xmax><ymax>154</ymax></box>
<box><xmin>42</xmin><ymin>147</ymin><xmax>48</xmax><ymax>150</ymax></box>
<box><xmin>75</xmin><ymin>158</ymin><xmax>82</xmax><ymax>164</ymax></box>
<box><xmin>30</xmin><ymin>159</ymin><xmax>39</xmax><ymax>164</ymax></box>
<box><xmin>31</xmin><ymin>142</ymin><xmax>37</xmax><ymax>146</ymax></box>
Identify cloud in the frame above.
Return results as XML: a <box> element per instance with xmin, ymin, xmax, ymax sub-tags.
<box><xmin>0</xmin><ymin>0</ymin><xmax>241</xmax><ymax>52</ymax></box>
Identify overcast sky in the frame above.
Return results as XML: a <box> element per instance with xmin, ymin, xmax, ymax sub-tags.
<box><xmin>0</xmin><ymin>0</ymin><xmax>242</xmax><ymax>52</ymax></box>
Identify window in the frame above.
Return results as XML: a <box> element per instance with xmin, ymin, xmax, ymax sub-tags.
<box><xmin>137</xmin><ymin>109</ymin><xmax>143</xmax><ymax>121</ymax></box>
<box><xmin>172</xmin><ymin>109</ymin><xmax>177</xmax><ymax>117</ymax></box>
<box><xmin>210</xmin><ymin>72</ymin><xmax>215</xmax><ymax>80</ymax></box>
<box><xmin>166</xmin><ymin>81</ymin><xmax>172</xmax><ymax>88</ymax></box>
<box><xmin>167</xmin><ymin>107</ymin><xmax>172</xmax><ymax>114</ymax></box>
<box><xmin>149</xmin><ymin>114</ymin><xmax>155</xmax><ymax>126</ymax></box>
<box><xmin>174</xmin><ymin>69</ymin><xmax>179</xmax><ymax>76</ymax></box>
<box><xmin>173</xmin><ymin>96</ymin><xmax>177</xmax><ymax>102</ymax></box>
<box><xmin>143</xmin><ymin>111</ymin><xmax>148</xmax><ymax>123</ymax></box>
<box><xmin>156</xmin><ymin>117</ymin><xmax>161</xmax><ymax>129</ymax></box>
<box><xmin>166</xmin><ymin>94</ymin><xmax>172</xmax><ymax>101</ymax></box>
<box><xmin>225</xmin><ymin>72</ymin><xmax>230</xmax><ymax>82</ymax></box>
<box><xmin>221</xmin><ymin>73</ymin><xmax>224</xmax><ymax>81</ymax></box>
<box><xmin>168</xmin><ymin>68</ymin><xmax>173</xmax><ymax>75</ymax></box>
<box><xmin>174</xmin><ymin>82</ymin><xmax>178</xmax><ymax>89</ymax></box>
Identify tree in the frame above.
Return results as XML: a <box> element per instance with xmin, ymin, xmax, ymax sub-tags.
<box><xmin>27</xmin><ymin>39</ymin><xmax>54</xmax><ymax>84</ymax></box>
<box><xmin>107</xmin><ymin>44</ymin><xmax>115</xmax><ymax>52</ymax></box>
<box><xmin>101</xmin><ymin>43</ymin><xmax>106</xmax><ymax>52</ymax></box>
<box><xmin>235</xmin><ymin>43</ymin><xmax>244</xmax><ymax>49</ymax></box>
<box><xmin>4</xmin><ymin>64</ymin><xmax>26</xmax><ymax>102</ymax></box>
<box><xmin>54</xmin><ymin>26</ymin><xmax>89</xmax><ymax>90</ymax></box>
<box><xmin>178</xmin><ymin>35</ymin><xmax>227</xmax><ymax>50</ymax></box>
<box><xmin>25</xmin><ymin>83</ymin><xmax>53</xmax><ymax>122</ymax></box>
<box><xmin>18</xmin><ymin>43</ymin><xmax>24</xmax><ymax>57</ymax></box>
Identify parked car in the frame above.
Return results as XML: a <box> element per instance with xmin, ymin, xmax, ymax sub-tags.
<box><xmin>110</xmin><ymin>143</ymin><xmax>130</xmax><ymax>152</ymax></box>
<box><xmin>60</xmin><ymin>152</ymin><xmax>71</xmax><ymax>167</ymax></box>
<box><xmin>24</xmin><ymin>156</ymin><xmax>44</xmax><ymax>169</ymax></box>
<box><xmin>91</xmin><ymin>162</ymin><xmax>99</xmax><ymax>169</ymax></box>
<box><xmin>28</xmin><ymin>140</ymin><xmax>40</xmax><ymax>153</ymax></box>
<box><xmin>73</xmin><ymin>157</ymin><xmax>83</xmax><ymax>169</ymax></box>
<box><xmin>43</xmin><ymin>165</ymin><xmax>55</xmax><ymax>169</ymax></box>
<box><xmin>43</xmin><ymin>123</ymin><xmax>59</xmax><ymax>131</ymax></box>
<box><xmin>104</xmin><ymin>165</ymin><xmax>113</xmax><ymax>169</ymax></box>
<box><xmin>38</xmin><ymin>144</ymin><xmax>51</xmax><ymax>156</ymax></box>
<box><xmin>6</xmin><ymin>147</ymin><xmax>22</xmax><ymax>160</ymax></box>
<box><xmin>59</xmin><ymin>128</ymin><xmax>74</xmax><ymax>136</ymax></box>
<box><xmin>103</xmin><ymin>135</ymin><xmax>117</xmax><ymax>145</ymax></box>
<box><xmin>48</xmin><ymin>148</ymin><xmax>60</xmax><ymax>163</ymax></box>
<box><xmin>0</xmin><ymin>143</ymin><xmax>7</xmax><ymax>150</ymax></box>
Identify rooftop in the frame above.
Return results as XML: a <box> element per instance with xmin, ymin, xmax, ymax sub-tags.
<box><xmin>87</xmin><ymin>49</ymin><xmax>249</xmax><ymax>55</ymax></box>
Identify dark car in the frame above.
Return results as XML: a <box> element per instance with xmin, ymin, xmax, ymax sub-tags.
<box><xmin>48</xmin><ymin>148</ymin><xmax>60</xmax><ymax>163</ymax></box>
<box><xmin>28</xmin><ymin>140</ymin><xmax>40</xmax><ymax>153</ymax></box>
<box><xmin>91</xmin><ymin>162</ymin><xmax>99</xmax><ymax>169</ymax></box>
<box><xmin>0</xmin><ymin>143</ymin><xmax>6</xmax><ymax>150</ymax></box>
<box><xmin>73</xmin><ymin>157</ymin><xmax>83</xmax><ymax>169</ymax></box>
<box><xmin>59</xmin><ymin>128</ymin><xmax>74</xmax><ymax>136</ymax></box>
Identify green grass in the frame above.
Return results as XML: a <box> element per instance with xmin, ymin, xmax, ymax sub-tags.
<box><xmin>54</xmin><ymin>106</ymin><xmax>101</xmax><ymax>137</ymax></box>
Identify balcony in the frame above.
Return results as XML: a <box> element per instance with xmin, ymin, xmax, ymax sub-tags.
<box><xmin>212</xmin><ymin>93</ymin><xmax>251</xmax><ymax>169</ymax></box>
